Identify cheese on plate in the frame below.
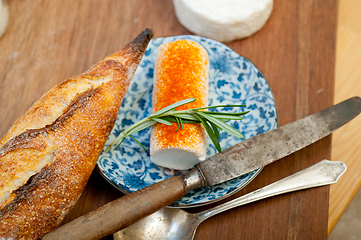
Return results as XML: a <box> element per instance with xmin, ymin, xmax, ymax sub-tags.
<box><xmin>150</xmin><ymin>39</ymin><xmax>209</xmax><ymax>170</ymax></box>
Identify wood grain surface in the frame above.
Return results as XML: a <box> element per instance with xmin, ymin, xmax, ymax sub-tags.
<box><xmin>329</xmin><ymin>0</ymin><xmax>361</xmax><ymax>233</ymax></box>
<box><xmin>0</xmin><ymin>0</ymin><xmax>340</xmax><ymax>239</ymax></box>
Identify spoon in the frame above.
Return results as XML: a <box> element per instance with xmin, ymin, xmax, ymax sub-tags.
<box><xmin>114</xmin><ymin>160</ymin><xmax>346</xmax><ymax>240</ymax></box>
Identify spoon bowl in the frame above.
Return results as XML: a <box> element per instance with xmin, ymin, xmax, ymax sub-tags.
<box><xmin>116</xmin><ymin>208</ymin><xmax>196</xmax><ymax>240</ymax></box>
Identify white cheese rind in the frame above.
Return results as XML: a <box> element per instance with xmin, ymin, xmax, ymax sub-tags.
<box><xmin>151</xmin><ymin>148</ymin><xmax>203</xmax><ymax>170</ymax></box>
<box><xmin>172</xmin><ymin>0</ymin><xmax>274</xmax><ymax>42</ymax></box>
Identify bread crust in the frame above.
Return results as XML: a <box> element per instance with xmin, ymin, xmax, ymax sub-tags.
<box><xmin>0</xmin><ymin>28</ymin><xmax>154</xmax><ymax>239</ymax></box>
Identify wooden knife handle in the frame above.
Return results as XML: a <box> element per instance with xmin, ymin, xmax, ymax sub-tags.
<box><xmin>42</xmin><ymin>176</ymin><xmax>187</xmax><ymax>240</ymax></box>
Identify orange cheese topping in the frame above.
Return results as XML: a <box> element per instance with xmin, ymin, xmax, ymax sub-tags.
<box><xmin>150</xmin><ymin>40</ymin><xmax>209</xmax><ymax>169</ymax></box>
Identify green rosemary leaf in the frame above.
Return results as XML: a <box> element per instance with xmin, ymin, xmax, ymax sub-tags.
<box><xmin>194</xmin><ymin>114</ymin><xmax>222</xmax><ymax>153</ymax></box>
<box><xmin>216</xmin><ymin>118</ymin><xmax>243</xmax><ymax>122</ymax></box>
<box><xmin>190</xmin><ymin>104</ymin><xmax>246</xmax><ymax>111</ymax></box>
<box><xmin>172</xmin><ymin>113</ymin><xmax>199</xmax><ymax>121</ymax></box>
<box><xmin>179</xmin><ymin>117</ymin><xmax>184</xmax><ymax>130</ymax></box>
<box><xmin>126</xmin><ymin>119</ymin><xmax>157</xmax><ymax>136</ymax></box>
<box><xmin>105</xmin><ymin>132</ymin><xmax>125</xmax><ymax>152</ymax></box>
<box><xmin>151</xmin><ymin>98</ymin><xmax>196</xmax><ymax>117</ymax></box>
<box><xmin>175</xmin><ymin>117</ymin><xmax>181</xmax><ymax>132</ymax></box>
<box><xmin>157</xmin><ymin>115</ymin><xmax>176</xmax><ymax>122</ymax></box>
<box><xmin>240</xmin><ymin>110</ymin><xmax>250</xmax><ymax>115</ymax></box>
<box><xmin>129</xmin><ymin>135</ymin><xmax>147</xmax><ymax>152</ymax></box>
<box><xmin>197</xmin><ymin>112</ymin><xmax>245</xmax><ymax>139</ymax></box>
<box><xmin>203</xmin><ymin>111</ymin><xmax>249</xmax><ymax>116</ymax></box>
<box><xmin>201</xmin><ymin>112</ymin><xmax>245</xmax><ymax>120</ymax></box>
<box><xmin>114</xmin><ymin>137</ymin><xmax>126</xmax><ymax>150</ymax></box>
<box><xmin>160</xmin><ymin>115</ymin><xmax>200</xmax><ymax>124</ymax></box>
<box><xmin>152</xmin><ymin>117</ymin><xmax>173</xmax><ymax>126</ymax></box>
<box><xmin>209</xmin><ymin>120</ymin><xmax>220</xmax><ymax>141</ymax></box>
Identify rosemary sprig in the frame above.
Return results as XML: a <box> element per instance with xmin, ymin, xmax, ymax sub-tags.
<box><xmin>105</xmin><ymin>98</ymin><xmax>249</xmax><ymax>153</ymax></box>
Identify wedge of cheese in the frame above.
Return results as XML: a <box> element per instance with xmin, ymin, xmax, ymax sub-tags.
<box><xmin>172</xmin><ymin>0</ymin><xmax>273</xmax><ymax>42</ymax></box>
<box><xmin>150</xmin><ymin>40</ymin><xmax>209</xmax><ymax>170</ymax></box>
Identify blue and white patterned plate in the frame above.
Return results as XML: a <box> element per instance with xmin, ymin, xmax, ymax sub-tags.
<box><xmin>97</xmin><ymin>35</ymin><xmax>277</xmax><ymax>208</ymax></box>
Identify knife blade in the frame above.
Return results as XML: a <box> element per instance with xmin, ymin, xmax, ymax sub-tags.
<box><xmin>198</xmin><ymin>96</ymin><xmax>361</xmax><ymax>186</ymax></box>
<box><xmin>43</xmin><ymin>96</ymin><xmax>361</xmax><ymax>240</ymax></box>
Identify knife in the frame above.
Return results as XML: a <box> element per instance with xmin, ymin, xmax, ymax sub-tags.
<box><xmin>43</xmin><ymin>96</ymin><xmax>361</xmax><ymax>240</ymax></box>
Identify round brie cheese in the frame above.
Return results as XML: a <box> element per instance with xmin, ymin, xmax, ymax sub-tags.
<box><xmin>172</xmin><ymin>0</ymin><xmax>273</xmax><ymax>42</ymax></box>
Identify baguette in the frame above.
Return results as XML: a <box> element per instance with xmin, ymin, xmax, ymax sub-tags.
<box><xmin>0</xmin><ymin>28</ymin><xmax>154</xmax><ymax>239</ymax></box>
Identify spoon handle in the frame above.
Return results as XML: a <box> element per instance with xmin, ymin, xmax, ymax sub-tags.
<box><xmin>195</xmin><ymin>160</ymin><xmax>346</xmax><ymax>222</ymax></box>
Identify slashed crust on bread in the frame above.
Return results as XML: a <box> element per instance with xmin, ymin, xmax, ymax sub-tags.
<box><xmin>0</xmin><ymin>28</ymin><xmax>154</xmax><ymax>239</ymax></box>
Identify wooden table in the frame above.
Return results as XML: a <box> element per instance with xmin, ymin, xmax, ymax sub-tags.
<box><xmin>0</xmin><ymin>0</ymin><xmax>358</xmax><ymax>239</ymax></box>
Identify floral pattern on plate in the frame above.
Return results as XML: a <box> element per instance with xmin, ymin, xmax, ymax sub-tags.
<box><xmin>97</xmin><ymin>35</ymin><xmax>278</xmax><ymax>208</ymax></box>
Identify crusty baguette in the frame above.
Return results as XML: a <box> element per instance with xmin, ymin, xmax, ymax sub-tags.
<box><xmin>0</xmin><ymin>28</ymin><xmax>154</xmax><ymax>239</ymax></box>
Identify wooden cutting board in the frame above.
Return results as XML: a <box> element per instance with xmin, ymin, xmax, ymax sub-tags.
<box><xmin>0</xmin><ymin>0</ymin><xmax>337</xmax><ymax>239</ymax></box>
